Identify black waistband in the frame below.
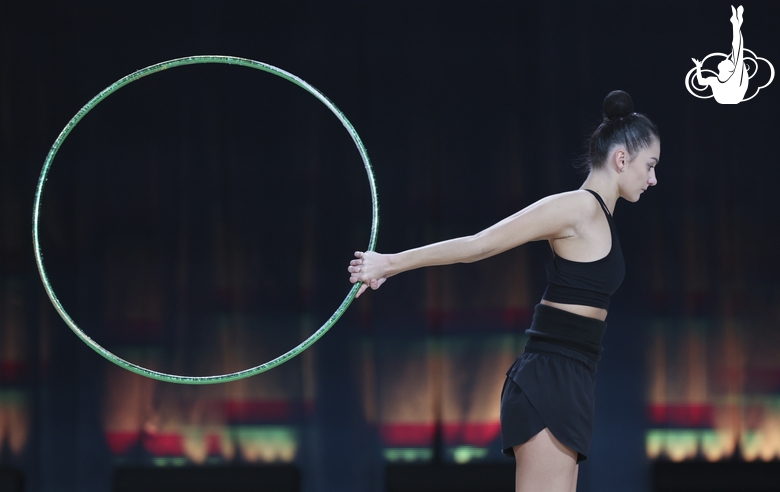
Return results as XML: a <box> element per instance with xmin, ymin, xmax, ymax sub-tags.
<box><xmin>523</xmin><ymin>303</ymin><xmax>607</xmax><ymax>363</ymax></box>
<box><xmin>523</xmin><ymin>340</ymin><xmax>599</xmax><ymax>373</ymax></box>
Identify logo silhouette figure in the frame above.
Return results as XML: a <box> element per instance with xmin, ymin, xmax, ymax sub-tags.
<box><xmin>686</xmin><ymin>5</ymin><xmax>774</xmax><ymax>104</ymax></box>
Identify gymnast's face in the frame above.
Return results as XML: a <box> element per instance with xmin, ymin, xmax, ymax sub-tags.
<box><xmin>618</xmin><ymin>139</ymin><xmax>660</xmax><ymax>203</ymax></box>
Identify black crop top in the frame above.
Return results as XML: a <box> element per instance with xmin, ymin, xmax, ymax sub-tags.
<box><xmin>541</xmin><ymin>189</ymin><xmax>625</xmax><ymax>310</ymax></box>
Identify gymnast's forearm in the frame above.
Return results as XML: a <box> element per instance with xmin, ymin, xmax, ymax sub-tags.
<box><xmin>695</xmin><ymin>66</ymin><xmax>706</xmax><ymax>86</ymax></box>
<box><xmin>385</xmin><ymin>235</ymin><xmax>488</xmax><ymax>277</ymax></box>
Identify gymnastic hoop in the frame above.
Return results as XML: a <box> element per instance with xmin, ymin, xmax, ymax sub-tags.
<box><xmin>32</xmin><ymin>55</ymin><xmax>378</xmax><ymax>384</ymax></box>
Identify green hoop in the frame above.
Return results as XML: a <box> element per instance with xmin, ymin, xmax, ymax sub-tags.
<box><xmin>32</xmin><ymin>55</ymin><xmax>378</xmax><ymax>384</ymax></box>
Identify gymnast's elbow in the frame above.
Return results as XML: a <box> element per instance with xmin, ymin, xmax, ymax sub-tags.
<box><xmin>459</xmin><ymin>234</ymin><xmax>497</xmax><ymax>263</ymax></box>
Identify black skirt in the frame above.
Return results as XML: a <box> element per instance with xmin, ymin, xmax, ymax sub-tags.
<box><xmin>500</xmin><ymin>304</ymin><xmax>606</xmax><ymax>463</ymax></box>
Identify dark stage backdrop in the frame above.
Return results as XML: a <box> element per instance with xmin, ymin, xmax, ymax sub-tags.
<box><xmin>1</xmin><ymin>1</ymin><xmax>779</xmax><ymax>491</ymax></box>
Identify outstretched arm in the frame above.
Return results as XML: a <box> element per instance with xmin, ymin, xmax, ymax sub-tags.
<box><xmin>692</xmin><ymin>58</ymin><xmax>710</xmax><ymax>87</ymax></box>
<box><xmin>348</xmin><ymin>191</ymin><xmax>592</xmax><ymax>297</ymax></box>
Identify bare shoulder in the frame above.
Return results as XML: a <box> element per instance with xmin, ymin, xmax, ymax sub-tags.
<box><xmin>472</xmin><ymin>189</ymin><xmax>605</xmax><ymax>253</ymax></box>
<box><xmin>496</xmin><ymin>189</ymin><xmax>600</xmax><ymax>242</ymax></box>
<box><xmin>539</xmin><ymin>190</ymin><xmax>605</xmax><ymax>235</ymax></box>
<box><xmin>534</xmin><ymin>190</ymin><xmax>601</xmax><ymax>219</ymax></box>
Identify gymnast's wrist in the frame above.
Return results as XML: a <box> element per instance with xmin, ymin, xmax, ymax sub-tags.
<box><xmin>385</xmin><ymin>252</ymin><xmax>403</xmax><ymax>278</ymax></box>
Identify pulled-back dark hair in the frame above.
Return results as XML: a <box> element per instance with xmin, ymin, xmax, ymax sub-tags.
<box><xmin>580</xmin><ymin>90</ymin><xmax>659</xmax><ymax>172</ymax></box>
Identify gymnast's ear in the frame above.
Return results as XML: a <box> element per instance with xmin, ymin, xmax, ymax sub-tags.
<box><xmin>610</xmin><ymin>147</ymin><xmax>628</xmax><ymax>173</ymax></box>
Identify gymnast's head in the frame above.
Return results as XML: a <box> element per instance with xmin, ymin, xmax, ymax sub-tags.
<box><xmin>581</xmin><ymin>90</ymin><xmax>660</xmax><ymax>185</ymax></box>
<box><xmin>717</xmin><ymin>58</ymin><xmax>736</xmax><ymax>81</ymax></box>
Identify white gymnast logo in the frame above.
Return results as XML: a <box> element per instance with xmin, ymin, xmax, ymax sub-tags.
<box><xmin>685</xmin><ymin>5</ymin><xmax>774</xmax><ymax>104</ymax></box>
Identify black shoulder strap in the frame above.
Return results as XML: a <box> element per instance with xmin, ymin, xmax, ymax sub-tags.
<box><xmin>584</xmin><ymin>189</ymin><xmax>611</xmax><ymax>217</ymax></box>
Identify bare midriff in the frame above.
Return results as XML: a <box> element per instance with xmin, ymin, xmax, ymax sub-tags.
<box><xmin>540</xmin><ymin>299</ymin><xmax>608</xmax><ymax>322</ymax></box>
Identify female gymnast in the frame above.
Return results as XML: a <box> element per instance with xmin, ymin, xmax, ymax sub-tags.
<box><xmin>348</xmin><ymin>90</ymin><xmax>660</xmax><ymax>491</ymax></box>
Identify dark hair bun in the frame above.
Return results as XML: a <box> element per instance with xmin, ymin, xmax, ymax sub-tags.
<box><xmin>603</xmin><ymin>90</ymin><xmax>634</xmax><ymax>120</ymax></box>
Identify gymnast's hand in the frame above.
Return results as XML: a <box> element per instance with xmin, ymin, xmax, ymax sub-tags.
<box><xmin>349</xmin><ymin>251</ymin><xmax>389</xmax><ymax>297</ymax></box>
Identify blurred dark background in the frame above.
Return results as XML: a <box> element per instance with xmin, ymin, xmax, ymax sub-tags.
<box><xmin>2</xmin><ymin>1</ymin><xmax>780</xmax><ymax>491</ymax></box>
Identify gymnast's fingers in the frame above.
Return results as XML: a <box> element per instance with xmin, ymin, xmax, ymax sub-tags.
<box><xmin>356</xmin><ymin>282</ymin><xmax>369</xmax><ymax>297</ymax></box>
<box><xmin>370</xmin><ymin>278</ymin><xmax>386</xmax><ymax>291</ymax></box>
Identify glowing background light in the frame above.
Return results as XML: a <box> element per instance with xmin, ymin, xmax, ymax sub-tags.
<box><xmin>645</xmin><ymin>314</ymin><xmax>780</xmax><ymax>462</ymax></box>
